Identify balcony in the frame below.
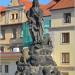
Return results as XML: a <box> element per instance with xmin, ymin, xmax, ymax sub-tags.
<box><xmin>10</xmin><ymin>38</ymin><xmax>23</xmax><ymax>47</ymax></box>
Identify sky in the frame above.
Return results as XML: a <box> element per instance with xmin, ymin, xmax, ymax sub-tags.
<box><xmin>0</xmin><ymin>0</ymin><xmax>51</xmax><ymax>6</ymax></box>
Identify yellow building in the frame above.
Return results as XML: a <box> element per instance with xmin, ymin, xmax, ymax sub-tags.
<box><xmin>49</xmin><ymin>0</ymin><xmax>75</xmax><ymax>75</ymax></box>
<box><xmin>0</xmin><ymin>0</ymin><xmax>27</xmax><ymax>52</ymax></box>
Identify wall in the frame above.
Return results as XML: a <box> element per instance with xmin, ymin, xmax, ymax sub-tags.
<box><xmin>51</xmin><ymin>8</ymin><xmax>75</xmax><ymax>28</ymax></box>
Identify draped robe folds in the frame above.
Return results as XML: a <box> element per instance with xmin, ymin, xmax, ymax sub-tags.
<box><xmin>26</xmin><ymin>6</ymin><xmax>44</xmax><ymax>44</ymax></box>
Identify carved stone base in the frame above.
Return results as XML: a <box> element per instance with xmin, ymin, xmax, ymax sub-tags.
<box><xmin>15</xmin><ymin>45</ymin><xmax>61</xmax><ymax>75</ymax></box>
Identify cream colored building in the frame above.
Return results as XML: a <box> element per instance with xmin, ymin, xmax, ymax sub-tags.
<box><xmin>0</xmin><ymin>0</ymin><xmax>27</xmax><ymax>52</ymax></box>
<box><xmin>49</xmin><ymin>0</ymin><xmax>75</xmax><ymax>75</ymax></box>
<box><xmin>0</xmin><ymin>1</ymin><xmax>26</xmax><ymax>75</ymax></box>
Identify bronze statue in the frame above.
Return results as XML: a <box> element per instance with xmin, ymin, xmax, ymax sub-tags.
<box><xmin>26</xmin><ymin>0</ymin><xmax>44</xmax><ymax>44</ymax></box>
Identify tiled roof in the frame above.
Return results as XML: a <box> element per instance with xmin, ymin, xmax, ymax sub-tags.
<box><xmin>0</xmin><ymin>52</ymin><xmax>21</xmax><ymax>60</ymax></box>
<box><xmin>40</xmin><ymin>5</ymin><xmax>51</xmax><ymax>16</ymax></box>
<box><xmin>0</xmin><ymin>0</ymin><xmax>51</xmax><ymax>16</ymax></box>
<box><xmin>0</xmin><ymin>6</ymin><xmax>6</xmax><ymax>12</ymax></box>
<box><xmin>20</xmin><ymin>0</ymin><xmax>51</xmax><ymax>16</ymax></box>
<box><xmin>47</xmin><ymin>0</ymin><xmax>57</xmax><ymax>9</ymax></box>
<box><xmin>50</xmin><ymin>0</ymin><xmax>75</xmax><ymax>10</ymax></box>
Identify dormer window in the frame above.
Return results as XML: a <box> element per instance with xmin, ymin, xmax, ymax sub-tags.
<box><xmin>11</xmin><ymin>14</ymin><xmax>14</xmax><ymax>20</ymax></box>
<box><xmin>11</xmin><ymin>13</ymin><xmax>18</xmax><ymax>20</ymax></box>
<box><xmin>64</xmin><ymin>13</ymin><xmax>71</xmax><ymax>23</ymax></box>
<box><xmin>15</xmin><ymin>13</ymin><xmax>18</xmax><ymax>19</ymax></box>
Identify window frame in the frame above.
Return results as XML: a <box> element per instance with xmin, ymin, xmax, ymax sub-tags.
<box><xmin>0</xmin><ymin>46</ymin><xmax>4</xmax><ymax>52</ymax></box>
<box><xmin>11</xmin><ymin>13</ymin><xmax>18</xmax><ymax>20</ymax></box>
<box><xmin>5</xmin><ymin>65</ymin><xmax>9</xmax><ymax>73</ymax></box>
<box><xmin>0</xmin><ymin>65</ymin><xmax>2</xmax><ymax>72</ymax></box>
<box><xmin>15</xmin><ymin>13</ymin><xmax>18</xmax><ymax>19</ymax></box>
<box><xmin>62</xmin><ymin>53</ymin><xmax>70</xmax><ymax>64</ymax></box>
<box><xmin>61</xmin><ymin>32</ymin><xmax>70</xmax><ymax>44</ymax></box>
<box><xmin>11</xmin><ymin>28</ymin><xmax>16</xmax><ymax>39</ymax></box>
<box><xmin>64</xmin><ymin>13</ymin><xmax>71</xmax><ymax>23</ymax></box>
<box><xmin>0</xmin><ymin>29</ymin><xmax>5</xmax><ymax>40</ymax></box>
<box><xmin>11</xmin><ymin>14</ymin><xmax>14</xmax><ymax>20</ymax></box>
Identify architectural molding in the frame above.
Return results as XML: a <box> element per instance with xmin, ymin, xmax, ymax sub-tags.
<box><xmin>58</xmin><ymin>66</ymin><xmax>75</xmax><ymax>71</ymax></box>
<box><xmin>49</xmin><ymin>26</ymin><xmax>75</xmax><ymax>31</ymax></box>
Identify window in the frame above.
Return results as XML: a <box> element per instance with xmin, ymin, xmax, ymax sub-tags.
<box><xmin>11</xmin><ymin>13</ymin><xmax>18</xmax><ymax>20</ymax></box>
<box><xmin>64</xmin><ymin>13</ymin><xmax>71</xmax><ymax>23</ymax></box>
<box><xmin>62</xmin><ymin>33</ymin><xmax>70</xmax><ymax>43</ymax></box>
<box><xmin>11</xmin><ymin>29</ymin><xmax>16</xmax><ymax>39</ymax></box>
<box><xmin>15</xmin><ymin>13</ymin><xmax>18</xmax><ymax>19</ymax></box>
<box><xmin>12</xmin><ymin>47</ymin><xmax>20</xmax><ymax>52</ymax></box>
<box><xmin>0</xmin><ymin>46</ymin><xmax>4</xmax><ymax>52</ymax></box>
<box><xmin>0</xmin><ymin>65</ymin><xmax>2</xmax><ymax>72</ymax></box>
<box><xmin>11</xmin><ymin>14</ymin><xmax>14</xmax><ymax>20</ymax></box>
<box><xmin>62</xmin><ymin>53</ymin><xmax>70</xmax><ymax>63</ymax></box>
<box><xmin>0</xmin><ymin>11</ymin><xmax>5</xmax><ymax>16</ymax></box>
<box><xmin>62</xmin><ymin>72</ymin><xmax>69</xmax><ymax>75</ymax></box>
<box><xmin>5</xmin><ymin>65</ymin><xmax>9</xmax><ymax>73</ymax></box>
<box><xmin>0</xmin><ymin>29</ymin><xmax>5</xmax><ymax>40</ymax></box>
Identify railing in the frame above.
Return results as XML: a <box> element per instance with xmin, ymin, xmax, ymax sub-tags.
<box><xmin>10</xmin><ymin>38</ymin><xmax>23</xmax><ymax>46</ymax></box>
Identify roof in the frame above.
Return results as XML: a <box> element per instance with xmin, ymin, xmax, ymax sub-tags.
<box><xmin>40</xmin><ymin>5</ymin><xmax>51</xmax><ymax>16</ymax></box>
<box><xmin>20</xmin><ymin>0</ymin><xmax>51</xmax><ymax>16</ymax></box>
<box><xmin>49</xmin><ymin>0</ymin><xmax>75</xmax><ymax>10</ymax></box>
<box><xmin>0</xmin><ymin>6</ymin><xmax>6</xmax><ymax>12</ymax></box>
<box><xmin>47</xmin><ymin>0</ymin><xmax>57</xmax><ymax>9</ymax></box>
<box><xmin>0</xmin><ymin>0</ymin><xmax>51</xmax><ymax>16</ymax></box>
<box><xmin>0</xmin><ymin>52</ymin><xmax>21</xmax><ymax>60</ymax></box>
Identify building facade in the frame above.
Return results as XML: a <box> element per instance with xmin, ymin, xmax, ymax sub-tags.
<box><xmin>0</xmin><ymin>52</ymin><xmax>21</xmax><ymax>75</ymax></box>
<box><xmin>49</xmin><ymin>0</ymin><xmax>75</xmax><ymax>75</ymax></box>
<box><xmin>0</xmin><ymin>0</ymin><xmax>27</xmax><ymax>52</ymax></box>
<box><xmin>0</xmin><ymin>1</ymin><xmax>27</xmax><ymax>74</ymax></box>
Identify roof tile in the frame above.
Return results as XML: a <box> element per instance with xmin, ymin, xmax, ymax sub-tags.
<box><xmin>50</xmin><ymin>0</ymin><xmax>75</xmax><ymax>10</ymax></box>
<box><xmin>20</xmin><ymin>0</ymin><xmax>51</xmax><ymax>16</ymax></box>
<box><xmin>0</xmin><ymin>6</ymin><xmax>6</xmax><ymax>12</ymax></box>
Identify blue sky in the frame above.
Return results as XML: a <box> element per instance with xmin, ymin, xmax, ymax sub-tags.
<box><xmin>0</xmin><ymin>0</ymin><xmax>51</xmax><ymax>6</ymax></box>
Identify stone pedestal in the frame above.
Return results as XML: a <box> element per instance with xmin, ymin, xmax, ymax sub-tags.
<box><xmin>15</xmin><ymin>43</ymin><xmax>61</xmax><ymax>75</ymax></box>
<box><xmin>22</xmin><ymin>47</ymin><xmax>30</xmax><ymax>63</ymax></box>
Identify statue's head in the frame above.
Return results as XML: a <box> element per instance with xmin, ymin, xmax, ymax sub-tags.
<box><xmin>32</xmin><ymin>0</ymin><xmax>39</xmax><ymax>7</ymax></box>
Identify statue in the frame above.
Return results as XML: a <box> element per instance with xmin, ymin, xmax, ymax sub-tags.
<box><xmin>15</xmin><ymin>0</ymin><xmax>61</xmax><ymax>75</ymax></box>
<box><xmin>26</xmin><ymin>0</ymin><xmax>44</xmax><ymax>44</ymax></box>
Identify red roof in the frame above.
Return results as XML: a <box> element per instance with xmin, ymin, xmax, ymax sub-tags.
<box><xmin>20</xmin><ymin>0</ymin><xmax>51</xmax><ymax>16</ymax></box>
<box><xmin>40</xmin><ymin>4</ymin><xmax>51</xmax><ymax>16</ymax></box>
<box><xmin>50</xmin><ymin>0</ymin><xmax>75</xmax><ymax>10</ymax></box>
<box><xmin>0</xmin><ymin>6</ymin><xmax>6</xmax><ymax>12</ymax></box>
<box><xmin>47</xmin><ymin>0</ymin><xmax>57</xmax><ymax>9</ymax></box>
<box><xmin>0</xmin><ymin>52</ymin><xmax>21</xmax><ymax>60</ymax></box>
<box><xmin>0</xmin><ymin>0</ymin><xmax>51</xmax><ymax>16</ymax></box>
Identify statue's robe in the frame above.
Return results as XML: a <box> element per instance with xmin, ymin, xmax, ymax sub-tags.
<box><xmin>26</xmin><ymin>6</ymin><xmax>44</xmax><ymax>43</ymax></box>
